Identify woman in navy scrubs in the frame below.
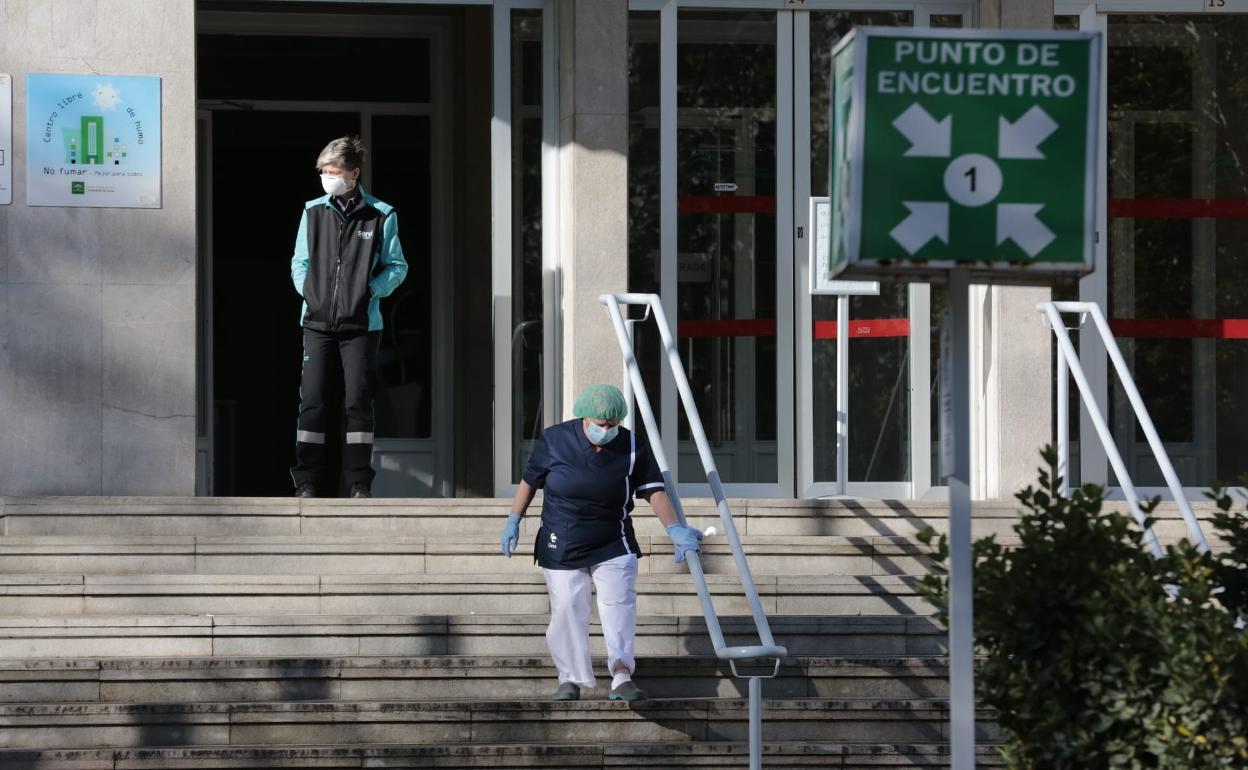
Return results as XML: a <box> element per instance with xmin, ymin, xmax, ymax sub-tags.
<box><xmin>499</xmin><ymin>384</ymin><xmax>704</xmax><ymax>702</ymax></box>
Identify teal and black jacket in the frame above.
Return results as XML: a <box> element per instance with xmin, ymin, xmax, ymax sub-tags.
<box><xmin>290</xmin><ymin>186</ymin><xmax>408</xmax><ymax>332</ymax></box>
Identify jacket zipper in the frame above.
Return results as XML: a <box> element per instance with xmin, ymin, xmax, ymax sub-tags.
<box><xmin>330</xmin><ymin>210</ymin><xmax>351</xmax><ymax>329</ymax></box>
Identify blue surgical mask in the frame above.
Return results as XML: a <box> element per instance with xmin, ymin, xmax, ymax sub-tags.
<box><xmin>586</xmin><ymin>422</ymin><xmax>619</xmax><ymax>446</ymax></box>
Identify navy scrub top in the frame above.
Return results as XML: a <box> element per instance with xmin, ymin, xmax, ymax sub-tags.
<box><xmin>523</xmin><ymin>419</ymin><xmax>666</xmax><ymax>570</ymax></box>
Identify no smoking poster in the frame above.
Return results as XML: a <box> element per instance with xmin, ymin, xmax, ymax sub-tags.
<box><xmin>26</xmin><ymin>73</ymin><xmax>161</xmax><ymax>208</ymax></box>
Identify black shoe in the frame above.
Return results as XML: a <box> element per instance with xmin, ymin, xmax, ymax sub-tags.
<box><xmin>349</xmin><ymin>484</ymin><xmax>371</xmax><ymax>499</ymax></box>
<box><xmin>294</xmin><ymin>483</ymin><xmax>316</xmax><ymax>498</ymax></box>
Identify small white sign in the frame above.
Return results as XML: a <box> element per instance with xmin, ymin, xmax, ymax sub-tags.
<box><xmin>0</xmin><ymin>74</ymin><xmax>11</xmax><ymax>205</ymax></box>
<box><xmin>713</xmin><ymin>182</ymin><xmax>738</xmax><ymax>192</ymax></box>
<box><xmin>808</xmin><ymin>197</ymin><xmax>879</xmax><ymax>296</ymax></box>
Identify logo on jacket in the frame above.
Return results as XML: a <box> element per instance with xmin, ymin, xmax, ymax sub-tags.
<box><xmin>356</xmin><ymin>230</ymin><xmax>375</xmax><ymax>240</ymax></box>
<box><xmin>548</xmin><ymin>532</ymin><xmax>558</xmax><ymax>549</ymax></box>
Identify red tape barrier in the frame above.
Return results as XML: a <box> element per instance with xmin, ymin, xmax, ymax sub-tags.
<box><xmin>814</xmin><ymin>319</ymin><xmax>911</xmax><ymax>339</ymax></box>
<box><xmin>676</xmin><ymin>319</ymin><xmax>910</xmax><ymax>340</ymax></box>
<box><xmin>1108</xmin><ymin>199</ymin><xmax>1248</xmax><ymax>219</ymax></box>
<box><xmin>1110</xmin><ymin>319</ymin><xmax>1248</xmax><ymax>340</ymax></box>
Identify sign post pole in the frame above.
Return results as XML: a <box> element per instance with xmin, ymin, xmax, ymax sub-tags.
<box><xmin>947</xmin><ymin>269</ymin><xmax>975</xmax><ymax>768</ymax></box>
<box><xmin>836</xmin><ymin>293</ymin><xmax>849</xmax><ymax>496</ymax></box>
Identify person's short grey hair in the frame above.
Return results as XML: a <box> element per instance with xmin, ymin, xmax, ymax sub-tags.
<box><xmin>315</xmin><ymin>136</ymin><xmax>366</xmax><ymax>172</ymax></box>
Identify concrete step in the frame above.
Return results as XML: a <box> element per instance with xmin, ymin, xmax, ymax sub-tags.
<box><xmin>1</xmin><ymin>496</ymin><xmax>1220</xmax><ymax>539</ymax></box>
<box><xmin>0</xmin><ymin>573</ymin><xmax>932</xmax><ymax>617</ymax></box>
<box><xmin>0</xmin><ymin>535</ymin><xmax>939</xmax><ymax>577</ymax></box>
<box><xmin>0</xmin><ymin>698</ymin><xmax>999</xmax><ymax>750</ymax></box>
<box><xmin>0</xmin><ymin>741</ymin><xmax>1007</xmax><ymax>768</ymax></box>
<box><xmin>0</xmin><ymin>655</ymin><xmax>951</xmax><ymax>703</ymax></box>
<box><xmin>0</xmin><ymin>614</ymin><xmax>945</xmax><ymax>659</ymax></box>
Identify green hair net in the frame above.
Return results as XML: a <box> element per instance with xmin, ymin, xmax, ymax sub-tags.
<box><xmin>572</xmin><ymin>384</ymin><xmax>629</xmax><ymax>421</ymax></box>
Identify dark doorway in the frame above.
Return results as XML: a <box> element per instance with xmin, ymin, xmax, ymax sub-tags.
<box><xmin>211</xmin><ymin>109</ymin><xmax>362</xmax><ymax>496</ymax></box>
<box><xmin>197</xmin><ymin>6</ymin><xmax>497</xmax><ymax>497</ymax></box>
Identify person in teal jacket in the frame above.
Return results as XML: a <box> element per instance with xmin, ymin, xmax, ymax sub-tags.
<box><xmin>289</xmin><ymin>136</ymin><xmax>407</xmax><ymax>498</ymax></box>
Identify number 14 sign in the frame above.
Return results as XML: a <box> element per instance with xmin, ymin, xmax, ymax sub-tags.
<box><xmin>825</xmin><ymin>27</ymin><xmax>1101</xmax><ymax>284</ymax></box>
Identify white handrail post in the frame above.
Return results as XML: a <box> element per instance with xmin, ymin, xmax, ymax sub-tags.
<box><xmin>600</xmin><ymin>295</ymin><xmax>729</xmax><ymax>652</ymax></box>
<box><xmin>1083</xmin><ymin>303</ymin><xmax>1209</xmax><ymax>553</ymax></box>
<box><xmin>946</xmin><ymin>271</ymin><xmax>976</xmax><ymax>770</ymax></box>
<box><xmin>836</xmin><ymin>294</ymin><xmax>849</xmax><ymax>496</ymax></box>
<box><xmin>749</xmin><ymin>676</ymin><xmax>763</xmax><ymax>770</ymax></box>
<box><xmin>622</xmin><ymin>318</ymin><xmax>637</xmax><ymax>433</ymax></box>
<box><xmin>600</xmin><ymin>293</ymin><xmax>786</xmax><ymax>770</ymax></box>
<box><xmin>1057</xmin><ymin>336</ymin><xmax>1070</xmax><ymax>497</ymax></box>
<box><xmin>643</xmin><ymin>296</ymin><xmax>778</xmax><ymax>648</ymax></box>
<box><xmin>1039</xmin><ymin>303</ymin><xmax>1164</xmax><ymax>558</ymax></box>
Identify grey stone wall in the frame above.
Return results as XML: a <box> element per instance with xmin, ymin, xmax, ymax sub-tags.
<box><xmin>0</xmin><ymin>0</ymin><xmax>197</xmax><ymax>495</ymax></box>
<box><xmin>557</xmin><ymin>0</ymin><xmax>630</xmax><ymax>414</ymax></box>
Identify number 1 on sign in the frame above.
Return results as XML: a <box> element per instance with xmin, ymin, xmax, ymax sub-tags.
<box><xmin>964</xmin><ymin>166</ymin><xmax>977</xmax><ymax>193</ymax></box>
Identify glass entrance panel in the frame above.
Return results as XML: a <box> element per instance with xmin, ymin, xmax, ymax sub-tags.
<box><xmin>1106</xmin><ymin>14</ymin><xmax>1248</xmax><ymax>486</ymax></box>
<box><xmin>372</xmin><ymin>115</ymin><xmax>433</xmax><ymax>443</ymax></box>
<box><xmin>511</xmin><ymin>9</ymin><xmax>545</xmax><ymax>481</ymax></box>
<box><xmin>676</xmin><ymin>11</ymin><xmax>778</xmax><ymax>484</ymax></box>
<box><xmin>808</xmin><ymin>11</ymin><xmax>913</xmax><ymax>486</ymax></box>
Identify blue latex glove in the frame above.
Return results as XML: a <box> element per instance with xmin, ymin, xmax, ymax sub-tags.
<box><xmin>666</xmin><ymin>523</ymin><xmax>704</xmax><ymax>564</ymax></box>
<box><xmin>500</xmin><ymin>513</ymin><xmax>522</xmax><ymax>558</ymax></box>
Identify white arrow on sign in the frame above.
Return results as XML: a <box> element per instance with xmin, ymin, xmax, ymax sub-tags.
<box><xmin>998</xmin><ymin>106</ymin><xmax>1059</xmax><ymax>160</ymax></box>
<box><xmin>890</xmin><ymin>202</ymin><xmax>949</xmax><ymax>255</ymax></box>
<box><xmin>892</xmin><ymin>104</ymin><xmax>952</xmax><ymax>158</ymax></box>
<box><xmin>996</xmin><ymin>203</ymin><xmax>1055</xmax><ymax>257</ymax></box>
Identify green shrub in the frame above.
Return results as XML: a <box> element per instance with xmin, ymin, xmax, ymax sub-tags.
<box><xmin>917</xmin><ymin>448</ymin><xmax>1248</xmax><ymax>769</ymax></box>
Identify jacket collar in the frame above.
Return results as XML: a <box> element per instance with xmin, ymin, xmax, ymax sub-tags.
<box><xmin>325</xmin><ymin>184</ymin><xmax>369</xmax><ymax>219</ymax></box>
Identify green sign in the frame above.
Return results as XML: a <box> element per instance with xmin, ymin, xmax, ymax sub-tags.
<box><xmin>828</xmin><ymin>28</ymin><xmax>1101</xmax><ymax>282</ymax></box>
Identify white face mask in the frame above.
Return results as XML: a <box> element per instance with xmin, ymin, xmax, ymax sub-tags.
<box><xmin>320</xmin><ymin>174</ymin><xmax>350</xmax><ymax>197</ymax></box>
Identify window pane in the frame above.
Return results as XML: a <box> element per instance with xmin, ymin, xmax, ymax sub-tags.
<box><xmin>676</xmin><ymin>10</ymin><xmax>778</xmax><ymax>484</ymax></box>
<box><xmin>1107</xmin><ymin>15</ymin><xmax>1248</xmax><ymax>485</ymax></box>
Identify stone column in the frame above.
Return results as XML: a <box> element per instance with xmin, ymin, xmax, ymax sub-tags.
<box><xmin>0</xmin><ymin>0</ymin><xmax>197</xmax><ymax>495</ymax></box>
<box><xmin>557</xmin><ymin>0</ymin><xmax>630</xmax><ymax>416</ymax></box>
<box><xmin>969</xmin><ymin>0</ymin><xmax>1056</xmax><ymax>499</ymax></box>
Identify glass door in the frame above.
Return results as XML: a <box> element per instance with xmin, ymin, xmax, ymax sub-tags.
<box><xmin>674</xmin><ymin>10</ymin><xmax>787</xmax><ymax>490</ymax></box>
<box><xmin>796</xmin><ymin>9</ymin><xmax>920</xmax><ymax>498</ymax></box>
<box><xmin>1100</xmin><ymin>11</ymin><xmax>1248</xmax><ymax>489</ymax></box>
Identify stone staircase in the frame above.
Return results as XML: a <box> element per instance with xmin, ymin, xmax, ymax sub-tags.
<box><xmin>0</xmin><ymin>496</ymin><xmax>1222</xmax><ymax>768</ymax></box>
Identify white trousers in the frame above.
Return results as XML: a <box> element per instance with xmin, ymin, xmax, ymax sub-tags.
<box><xmin>541</xmin><ymin>553</ymin><xmax>638</xmax><ymax>689</ymax></box>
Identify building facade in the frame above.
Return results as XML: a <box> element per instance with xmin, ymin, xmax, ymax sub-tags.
<box><xmin>1</xmin><ymin>0</ymin><xmax>1245</xmax><ymax>501</ymax></box>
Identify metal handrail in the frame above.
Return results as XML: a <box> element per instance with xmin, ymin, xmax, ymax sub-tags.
<box><xmin>600</xmin><ymin>293</ymin><xmax>786</xmax><ymax>770</ymax></box>
<box><xmin>1038</xmin><ymin>301</ymin><xmax>1210</xmax><ymax>556</ymax></box>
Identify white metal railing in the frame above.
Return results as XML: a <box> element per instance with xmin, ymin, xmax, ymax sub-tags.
<box><xmin>1039</xmin><ymin>301</ymin><xmax>1210</xmax><ymax>556</ymax></box>
<box><xmin>600</xmin><ymin>293</ymin><xmax>786</xmax><ymax>770</ymax></box>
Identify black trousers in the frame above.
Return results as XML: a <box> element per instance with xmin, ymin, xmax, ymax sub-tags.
<box><xmin>290</xmin><ymin>328</ymin><xmax>381</xmax><ymax>491</ymax></box>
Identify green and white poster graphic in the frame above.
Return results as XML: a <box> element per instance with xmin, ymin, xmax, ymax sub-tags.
<box><xmin>827</xmin><ymin>28</ymin><xmax>1100</xmax><ymax>281</ymax></box>
<box><xmin>27</xmin><ymin>73</ymin><xmax>161</xmax><ymax>208</ymax></box>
